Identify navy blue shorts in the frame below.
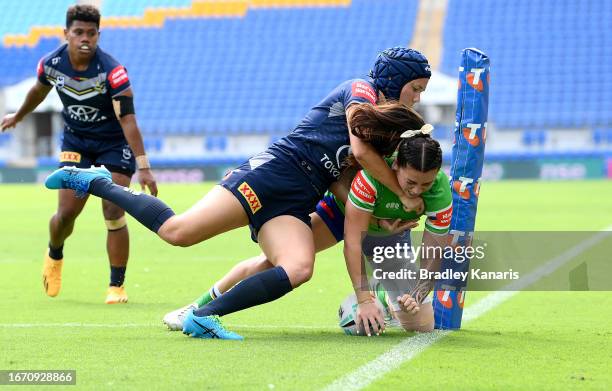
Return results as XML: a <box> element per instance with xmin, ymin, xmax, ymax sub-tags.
<box><xmin>314</xmin><ymin>192</ymin><xmax>345</xmax><ymax>243</ymax></box>
<box><xmin>59</xmin><ymin>131</ymin><xmax>136</xmax><ymax>176</ymax></box>
<box><xmin>220</xmin><ymin>151</ymin><xmax>323</xmax><ymax>242</ymax></box>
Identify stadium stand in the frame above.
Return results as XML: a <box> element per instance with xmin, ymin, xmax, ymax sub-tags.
<box><xmin>441</xmin><ymin>0</ymin><xmax>612</xmax><ymax>129</ymax></box>
<box><xmin>1</xmin><ymin>0</ymin><xmax>610</xmax><ymax>166</ymax></box>
<box><xmin>1</xmin><ymin>0</ymin><xmax>418</xmax><ymax>137</ymax></box>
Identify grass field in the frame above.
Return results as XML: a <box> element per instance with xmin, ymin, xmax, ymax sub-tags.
<box><xmin>1</xmin><ymin>180</ymin><xmax>611</xmax><ymax>390</ymax></box>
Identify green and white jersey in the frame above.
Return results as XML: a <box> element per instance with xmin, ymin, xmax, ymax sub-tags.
<box><xmin>347</xmin><ymin>165</ymin><xmax>453</xmax><ymax>235</ymax></box>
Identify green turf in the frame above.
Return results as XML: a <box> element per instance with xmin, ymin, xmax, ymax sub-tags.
<box><xmin>0</xmin><ymin>180</ymin><xmax>610</xmax><ymax>390</ymax></box>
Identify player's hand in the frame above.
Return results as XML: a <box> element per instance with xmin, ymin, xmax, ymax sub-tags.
<box><xmin>410</xmin><ymin>277</ymin><xmax>435</xmax><ymax>304</ymax></box>
<box><xmin>397</xmin><ymin>293</ymin><xmax>420</xmax><ymax>315</ymax></box>
<box><xmin>356</xmin><ymin>299</ymin><xmax>385</xmax><ymax>336</ymax></box>
<box><xmin>378</xmin><ymin>218</ymin><xmax>419</xmax><ymax>234</ymax></box>
<box><xmin>1</xmin><ymin>113</ymin><xmax>20</xmax><ymax>132</ymax></box>
<box><xmin>137</xmin><ymin>168</ymin><xmax>158</xmax><ymax>197</ymax></box>
<box><xmin>399</xmin><ymin>194</ymin><xmax>424</xmax><ymax>214</ymax></box>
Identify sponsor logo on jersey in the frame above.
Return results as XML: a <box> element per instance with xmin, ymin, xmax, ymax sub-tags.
<box><xmin>67</xmin><ymin>105</ymin><xmax>104</xmax><ymax>122</ymax></box>
<box><xmin>108</xmin><ymin>65</ymin><xmax>129</xmax><ymax>89</ymax></box>
<box><xmin>351</xmin><ymin>81</ymin><xmax>377</xmax><ymax>104</ymax></box>
<box><xmin>59</xmin><ymin>151</ymin><xmax>81</xmax><ymax>163</ymax></box>
<box><xmin>428</xmin><ymin>204</ymin><xmax>453</xmax><ymax>228</ymax></box>
<box><xmin>51</xmin><ymin>57</ymin><xmax>60</xmax><ymax>66</ymax></box>
<box><xmin>238</xmin><ymin>182</ymin><xmax>262</xmax><ymax>214</ymax></box>
<box><xmin>351</xmin><ymin>172</ymin><xmax>375</xmax><ymax>204</ymax></box>
<box><xmin>385</xmin><ymin>202</ymin><xmax>400</xmax><ymax>210</ymax></box>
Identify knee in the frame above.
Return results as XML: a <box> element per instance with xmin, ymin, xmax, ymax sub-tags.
<box><xmin>102</xmin><ymin>201</ymin><xmax>124</xmax><ymax>220</ymax></box>
<box><xmin>158</xmin><ymin>221</ymin><xmax>196</xmax><ymax>247</ymax></box>
<box><xmin>282</xmin><ymin>262</ymin><xmax>314</xmax><ymax>288</ymax></box>
<box><xmin>54</xmin><ymin>207</ymin><xmax>81</xmax><ymax>224</ymax></box>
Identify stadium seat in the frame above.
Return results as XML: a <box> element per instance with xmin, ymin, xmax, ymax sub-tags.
<box><xmin>2</xmin><ymin>0</ymin><xmax>417</xmax><ymax>135</ymax></box>
<box><xmin>442</xmin><ymin>0</ymin><xmax>612</xmax><ymax>129</ymax></box>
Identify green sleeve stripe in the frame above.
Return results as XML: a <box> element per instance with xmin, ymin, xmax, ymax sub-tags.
<box><xmin>348</xmin><ymin>193</ymin><xmax>374</xmax><ymax>212</ymax></box>
<box><xmin>425</xmin><ymin>219</ymin><xmax>449</xmax><ymax>235</ymax></box>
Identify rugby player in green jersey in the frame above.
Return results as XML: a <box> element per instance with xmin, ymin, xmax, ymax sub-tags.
<box><xmin>164</xmin><ymin>125</ymin><xmax>451</xmax><ymax>335</ymax></box>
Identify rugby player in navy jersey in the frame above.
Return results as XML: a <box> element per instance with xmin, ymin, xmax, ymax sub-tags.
<box><xmin>1</xmin><ymin>5</ymin><xmax>157</xmax><ymax>304</ymax></box>
<box><xmin>45</xmin><ymin>47</ymin><xmax>431</xmax><ymax>339</ymax></box>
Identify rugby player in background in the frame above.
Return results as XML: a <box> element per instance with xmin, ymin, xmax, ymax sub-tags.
<box><xmin>1</xmin><ymin>5</ymin><xmax>157</xmax><ymax>303</ymax></box>
<box><xmin>45</xmin><ymin>48</ymin><xmax>430</xmax><ymax>339</ymax></box>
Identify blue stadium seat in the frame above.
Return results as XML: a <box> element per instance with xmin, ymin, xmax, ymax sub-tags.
<box><xmin>443</xmin><ymin>0</ymin><xmax>612</xmax><ymax>129</ymax></box>
<box><xmin>3</xmin><ymin>0</ymin><xmax>418</xmax><ymax>135</ymax></box>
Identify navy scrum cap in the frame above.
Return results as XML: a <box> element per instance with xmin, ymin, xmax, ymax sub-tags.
<box><xmin>369</xmin><ymin>47</ymin><xmax>431</xmax><ymax>100</ymax></box>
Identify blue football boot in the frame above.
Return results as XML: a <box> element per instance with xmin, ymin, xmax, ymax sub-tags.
<box><xmin>45</xmin><ymin>166</ymin><xmax>112</xmax><ymax>197</ymax></box>
<box><xmin>182</xmin><ymin>310</ymin><xmax>243</xmax><ymax>340</ymax></box>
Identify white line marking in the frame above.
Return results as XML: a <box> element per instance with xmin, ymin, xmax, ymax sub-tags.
<box><xmin>322</xmin><ymin>227</ymin><xmax>612</xmax><ymax>391</ymax></box>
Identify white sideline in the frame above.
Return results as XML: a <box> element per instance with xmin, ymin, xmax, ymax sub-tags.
<box><xmin>322</xmin><ymin>227</ymin><xmax>612</xmax><ymax>391</ymax></box>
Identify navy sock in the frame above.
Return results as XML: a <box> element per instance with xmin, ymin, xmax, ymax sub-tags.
<box><xmin>194</xmin><ymin>266</ymin><xmax>293</xmax><ymax>317</ymax></box>
<box><xmin>110</xmin><ymin>266</ymin><xmax>126</xmax><ymax>287</ymax></box>
<box><xmin>89</xmin><ymin>178</ymin><xmax>175</xmax><ymax>233</ymax></box>
<box><xmin>48</xmin><ymin>243</ymin><xmax>63</xmax><ymax>261</ymax></box>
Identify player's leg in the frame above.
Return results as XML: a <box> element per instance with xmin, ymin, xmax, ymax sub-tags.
<box><xmin>195</xmin><ymin>212</ymin><xmax>336</xmax><ymax>304</ymax></box>
<box><xmin>164</xmin><ymin>212</ymin><xmax>338</xmax><ymax>330</ymax></box>
<box><xmin>182</xmin><ymin>216</ymin><xmax>315</xmax><ymax>339</ymax></box>
<box><xmin>156</xmin><ymin>185</ymin><xmax>249</xmax><ymax>246</ymax></box>
<box><xmin>46</xmin><ymin>166</ymin><xmax>249</xmax><ymax>246</ymax></box>
<box><xmin>201</xmin><ymin>211</ymin><xmax>338</xmax><ymax>301</ymax></box>
<box><xmin>102</xmin><ymin>171</ymin><xmax>132</xmax><ymax>304</ymax></box>
<box><xmin>44</xmin><ymin>189</ymin><xmax>89</xmax><ymax>297</ymax></box>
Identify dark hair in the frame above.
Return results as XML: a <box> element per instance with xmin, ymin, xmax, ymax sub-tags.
<box><xmin>348</xmin><ymin>102</ymin><xmax>425</xmax><ymax>158</ymax></box>
<box><xmin>396</xmin><ymin>135</ymin><xmax>442</xmax><ymax>172</ymax></box>
<box><xmin>66</xmin><ymin>4</ymin><xmax>101</xmax><ymax>29</ymax></box>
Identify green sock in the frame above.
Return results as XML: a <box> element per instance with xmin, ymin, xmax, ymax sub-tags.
<box><xmin>195</xmin><ymin>291</ymin><xmax>213</xmax><ymax>307</ymax></box>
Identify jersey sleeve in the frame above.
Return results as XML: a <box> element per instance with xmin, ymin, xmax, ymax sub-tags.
<box><xmin>423</xmin><ymin>172</ymin><xmax>453</xmax><ymax>235</ymax></box>
<box><xmin>347</xmin><ymin>170</ymin><xmax>378</xmax><ymax>212</ymax></box>
<box><xmin>106</xmin><ymin>63</ymin><xmax>131</xmax><ymax>96</ymax></box>
<box><xmin>343</xmin><ymin>79</ymin><xmax>378</xmax><ymax>108</ymax></box>
<box><xmin>36</xmin><ymin>57</ymin><xmax>52</xmax><ymax>86</ymax></box>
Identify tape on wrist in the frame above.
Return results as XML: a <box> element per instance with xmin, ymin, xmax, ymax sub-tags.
<box><xmin>136</xmin><ymin>155</ymin><xmax>150</xmax><ymax>170</ymax></box>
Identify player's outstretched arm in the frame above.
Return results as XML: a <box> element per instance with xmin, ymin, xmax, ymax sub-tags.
<box><xmin>113</xmin><ymin>89</ymin><xmax>158</xmax><ymax>196</ymax></box>
<box><xmin>1</xmin><ymin>81</ymin><xmax>51</xmax><ymax>132</ymax></box>
<box><xmin>343</xmin><ymin>201</ymin><xmax>385</xmax><ymax>336</ymax></box>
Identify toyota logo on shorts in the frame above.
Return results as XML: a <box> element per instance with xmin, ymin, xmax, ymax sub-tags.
<box><xmin>67</xmin><ymin>105</ymin><xmax>100</xmax><ymax>122</ymax></box>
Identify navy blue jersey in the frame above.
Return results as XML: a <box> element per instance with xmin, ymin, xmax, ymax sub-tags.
<box><xmin>271</xmin><ymin>79</ymin><xmax>378</xmax><ymax>191</ymax></box>
<box><xmin>37</xmin><ymin>44</ymin><xmax>131</xmax><ymax>139</ymax></box>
